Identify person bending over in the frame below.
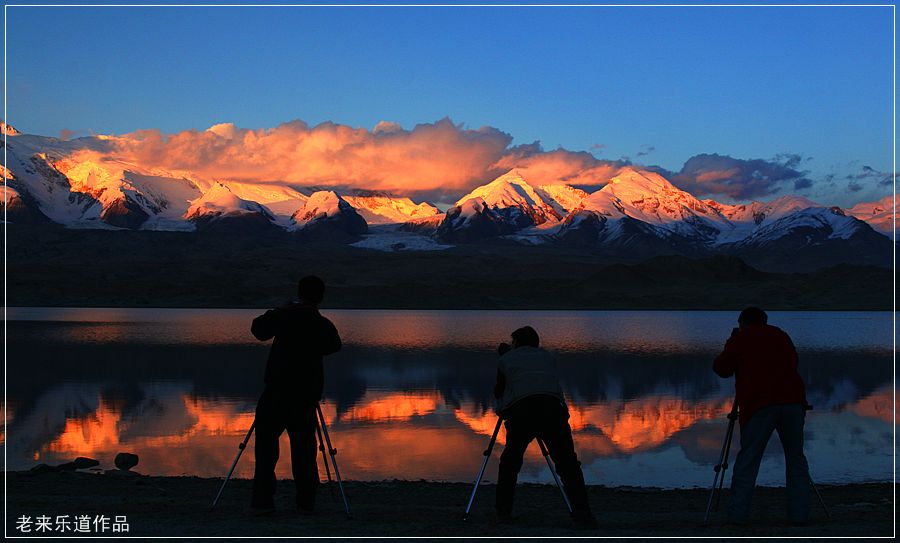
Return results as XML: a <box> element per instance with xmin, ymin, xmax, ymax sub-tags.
<box><xmin>493</xmin><ymin>326</ymin><xmax>596</xmax><ymax>528</ymax></box>
<box><xmin>249</xmin><ymin>275</ymin><xmax>341</xmax><ymax>514</ymax></box>
<box><xmin>714</xmin><ymin>306</ymin><xmax>810</xmax><ymax>525</ymax></box>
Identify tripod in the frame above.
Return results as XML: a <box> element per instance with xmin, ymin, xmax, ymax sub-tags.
<box><xmin>210</xmin><ymin>403</ymin><xmax>352</xmax><ymax>517</ymax></box>
<box><xmin>463</xmin><ymin>416</ymin><xmax>573</xmax><ymax>519</ymax></box>
<box><xmin>703</xmin><ymin>402</ymin><xmax>830</xmax><ymax>523</ymax></box>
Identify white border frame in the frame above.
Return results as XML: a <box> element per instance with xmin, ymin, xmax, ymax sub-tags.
<box><xmin>2</xmin><ymin>2</ymin><xmax>896</xmax><ymax>540</ymax></box>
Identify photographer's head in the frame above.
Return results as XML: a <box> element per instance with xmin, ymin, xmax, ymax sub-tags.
<box><xmin>510</xmin><ymin>326</ymin><xmax>540</xmax><ymax>349</ymax></box>
<box><xmin>297</xmin><ymin>275</ymin><xmax>326</xmax><ymax>306</ymax></box>
<box><xmin>738</xmin><ymin>306</ymin><xmax>767</xmax><ymax>329</ymax></box>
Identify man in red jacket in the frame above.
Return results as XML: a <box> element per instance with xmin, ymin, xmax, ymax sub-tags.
<box><xmin>713</xmin><ymin>307</ymin><xmax>810</xmax><ymax>525</ymax></box>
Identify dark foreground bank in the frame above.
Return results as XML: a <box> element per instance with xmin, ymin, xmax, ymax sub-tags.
<box><xmin>4</xmin><ymin>472</ymin><xmax>895</xmax><ymax>538</ymax></box>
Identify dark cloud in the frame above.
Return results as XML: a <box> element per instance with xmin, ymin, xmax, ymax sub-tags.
<box><xmin>636</xmin><ymin>144</ymin><xmax>656</xmax><ymax>158</ymax></box>
<box><xmin>655</xmin><ymin>153</ymin><xmax>815</xmax><ymax>200</ymax></box>
<box><xmin>793</xmin><ymin>178</ymin><xmax>813</xmax><ymax>190</ymax></box>
<box><xmin>847</xmin><ymin>182</ymin><xmax>864</xmax><ymax>192</ymax></box>
<box><xmin>844</xmin><ymin>165</ymin><xmax>897</xmax><ymax>187</ymax></box>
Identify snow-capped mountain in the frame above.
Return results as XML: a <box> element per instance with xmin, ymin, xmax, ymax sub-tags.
<box><xmin>550</xmin><ymin>167</ymin><xmax>732</xmax><ymax>245</ymax></box>
<box><xmin>342</xmin><ymin>191</ymin><xmax>440</xmax><ymax>225</ymax></box>
<box><xmin>847</xmin><ymin>195</ymin><xmax>894</xmax><ymax>237</ymax></box>
<box><xmin>289</xmin><ymin>190</ymin><xmax>368</xmax><ymax>238</ymax></box>
<box><xmin>184</xmin><ymin>183</ymin><xmax>273</xmax><ymax>221</ymax></box>
<box><xmin>454</xmin><ymin>169</ymin><xmax>568</xmax><ymax>228</ymax></box>
<box><xmin>718</xmin><ymin>206</ymin><xmax>891</xmax><ymax>271</ymax></box>
<box><xmin>1</xmin><ymin>125</ymin><xmax>891</xmax><ymax>270</ymax></box>
<box><xmin>435</xmin><ymin>169</ymin><xmax>593</xmax><ymax>242</ymax></box>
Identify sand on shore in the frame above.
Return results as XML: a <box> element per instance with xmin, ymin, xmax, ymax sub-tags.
<box><xmin>4</xmin><ymin>471</ymin><xmax>895</xmax><ymax>538</ymax></box>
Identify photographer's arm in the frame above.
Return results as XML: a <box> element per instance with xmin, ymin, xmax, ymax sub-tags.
<box><xmin>251</xmin><ymin>309</ymin><xmax>280</xmax><ymax>341</ymax></box>
<box><xmin>493</xmin><ymin>369</ymin><xmax>506</xmax><ymax>399</ymax></box>
<box><xmin>319</xmin><ymin>318</ymin><xmax>342</xmax><ymax>356</ymax></box>
<box><xmin>713</xmin><ymin>335</ymin><xmax>738</xmax><ymax>378</ymax></box>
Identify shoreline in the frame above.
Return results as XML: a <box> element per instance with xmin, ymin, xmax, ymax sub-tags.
<box><xmin>6</xmin><ymin>472</ymin><xmax>895</xmax><ymax>537</ymax></box>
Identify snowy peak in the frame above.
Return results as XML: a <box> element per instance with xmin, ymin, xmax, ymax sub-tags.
<box><xmin>455</xmin><ymin>169</ymin><xmax>568</xmax><ymax>226</ymax></box>
<box><xmin>592</xmin><ymin>167</ymin><xmax>730</xmax><ymax>241</ymax></box>
<box><xmin>847</xmin><ymin>195</ymin><xmax>894</xmax><ymax>236</ymax></box>
<box><xmin>763</xmin><ymin>195</ymin><xmax>820</xmax><ymax>221</ymax></box>
<box><xmin>289</xmin><ymin>190</ymin><xmax>367</xmax><ymax>237</ymax></box>
<box><xmin>342</xmin><ymin>194</ymin><xmax>440</xmax><ymax>225</ymax></box>
<box><xmin>848</xmin><ymin>195</ymin><xmax>893</xmax><ymax>217</ymax></box>
<box><xmin>186</xmin><ymin>183</ymin><xmax>270</xmax><ymax>220</ymax></box>
<box><xmin>1</xmin><ymin>122</ymin><xmax>19</xmax><ymax>136</ymax></box>
<box><xmin>600</xmin><ymin>167</ymin><xmax>718</xmax><ymax>220</ymax></box>
<box><xmin>291</xmin><ymin>191</ymin><xmax>355</xmax><ymax>225</ymax></box>
<box><xmin>535</xmin><ymin>184</ymin><xmax>589</xmax><ymax>216</ymax></box>
<box><xmin>458</xmin><ymin>169</ymin><xmax>548</xmax><ymax>209</ymax></box>
<box><xmin>733</xmin><ymin>206</ymin><xmax>868</xmax><ymax>246</ymax></box>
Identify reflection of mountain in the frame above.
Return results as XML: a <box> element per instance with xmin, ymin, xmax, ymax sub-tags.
<box><xmin>338</xmin><ymin>391</ymin><xmax>443</xmax><ymax>423</ymax></box>
<box><xmin>10</xmin><ymin>377</ymin><xmax>894</xmax><ymax>486</ymax></box>
<box><xmin>849</xmin><ymin>385</ymin><xmax>895</xmax><ymax>425</ymax></box>
<box><xmin>7</xmin><ymin>313</ymin><xmax>894</xmax><ymax>484</ymax></box>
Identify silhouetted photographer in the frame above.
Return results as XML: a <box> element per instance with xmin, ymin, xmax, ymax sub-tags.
<box><xmin>713</xmin><ymin>307</ymin><xmax>811</xmax><ymax>525</ymax></box>
<box><xmin>493</xmin><ymin>326</ymin><xmax>596</xmax><ymax>528</ymax></box>
<box><xmin>249</xmin><ymin>275</ymin><xmax>342</xmax><ymax>514</ymax></box>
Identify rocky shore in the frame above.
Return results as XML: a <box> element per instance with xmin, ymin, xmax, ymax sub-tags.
<box><xmin>5</xmin><ymin>471</ymin><xmax>894</xmax><ymax>538</ymax></box>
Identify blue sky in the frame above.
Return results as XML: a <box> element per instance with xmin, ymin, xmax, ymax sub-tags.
<box><xmin>5</xmin><ymin>3</ymin><xmax>895</xmax><ymax>205</ymax></box>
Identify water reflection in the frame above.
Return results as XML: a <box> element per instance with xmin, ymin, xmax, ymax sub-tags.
<box><xmin>5</xmin><ymin>309</ymin><xmax>894</xmax><ymax>488</ymax></box>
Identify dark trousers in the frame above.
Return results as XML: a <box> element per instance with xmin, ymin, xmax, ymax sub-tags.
<box><xmin>496</xmin><ymin>395</ymin><xmax>592</xmax><ymax>517</ymax></box>
<box><xmin>250</xmin><ymin>388</ymin><xmax>319</xmax><ymax>510</ymax></box>
<box><xmin>729</xmin><ymin>403</ymin><xmax>810</xmax><ymax>524</ymax></box>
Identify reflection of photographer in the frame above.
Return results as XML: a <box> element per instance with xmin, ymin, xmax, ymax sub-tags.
<box><xmin>492</xmin><ymin>326</ymin><xmax>596</xmax><ymax>527</ymax></box>
<box><xmin>713</xmin><ymin>307</ymin><xmax>811</xmax><ymax>525</ymax></box>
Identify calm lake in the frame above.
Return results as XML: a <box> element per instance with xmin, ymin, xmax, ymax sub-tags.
<box><xmin>4</xmin><ymin>309</ymin><xmax>894</xmax><ymax>489</ymax></box>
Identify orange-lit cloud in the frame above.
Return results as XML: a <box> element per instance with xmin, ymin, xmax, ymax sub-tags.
<box><xmin>55</xmin><ymin>118</ymin><xmax>632</xmax><ymax>200</ymax></box>
<box><xmin>491</xmin><ymin>148</ymin><xmax>624</xmax><ymax>187</ymax></box>
<box><xmin>82</xmin><ymin>118</ymin><xmax>512</xmax><ymax>195</ymax></box>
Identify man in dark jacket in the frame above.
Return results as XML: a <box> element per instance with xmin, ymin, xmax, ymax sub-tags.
<box><xmin>250</xmin><ymin>275</ymin><xmax>341</xmax><ymax>513</ymax></box>
<box><xmin>713</xmin><ymin>307</ymin><xmax>810</xmax><ymax>525</ymax></box>
<box><xmin>494</xmin><ymin>326</ymin><xmax>596</xmax><ymax>528</ymax></box>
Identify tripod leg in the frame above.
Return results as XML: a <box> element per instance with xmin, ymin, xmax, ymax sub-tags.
<box><xmin>704</xmin><ymin>405</ymin><xmax>738</xmax><ymax>524</ymax></box>
<box><xmin>211</xmin><ymin>421</ymin><xmax>256</xmax><ymax>510</ymax></box>
<box><xmin>316</xmin><ymin>403</ymin><xmax>352</xmax><ymax>518</ymax></box>
<box><xmin>316</xmin><ymin>421</ymin><xmax>336</xmax><ymax>502</ymax></box>
<box><xmin>464</xmin><ymin>416</ymin><xmax>503</xmax><ymax>520</ymax></box>
<box><xmin>714</xmin><ymin>420</ymin><xmax>736</xmax><ymax>512</ymax></box>
<box><xmin>536</xmin><ymin>437</ymin><xmax>572</xmax><ymax>514</ymax></box>
<box><xmin>809</xmin><ymin>476</ymin><xmax>830</xmax><ymax>518</ymax></box>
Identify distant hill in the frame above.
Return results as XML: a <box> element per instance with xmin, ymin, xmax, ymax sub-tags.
<box><xmin>5</xmin><ymin>225</ymin><xmax>891</xmax><ymax>310</ymax></box>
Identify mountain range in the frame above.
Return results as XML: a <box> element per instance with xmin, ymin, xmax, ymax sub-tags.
<box><xmin>2</xmin><ymin>124</ymin><xmax>893</xmax><ymax>272</ymax></box>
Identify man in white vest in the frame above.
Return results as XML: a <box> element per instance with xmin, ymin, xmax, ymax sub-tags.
<box><xmin>494</xmin><ymin>326</ymin><xmax>596</xmax><ymax>528</ymax></box>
